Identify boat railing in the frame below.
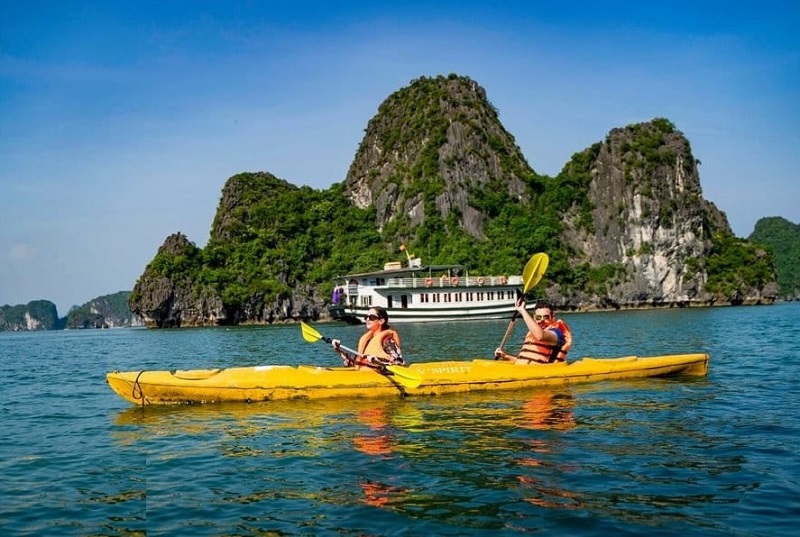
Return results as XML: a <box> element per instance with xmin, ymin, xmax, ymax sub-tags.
<box><xmin>383</xmin><ymin>275</ymin><xmax>523</xmax><ymax>289</ymax></box>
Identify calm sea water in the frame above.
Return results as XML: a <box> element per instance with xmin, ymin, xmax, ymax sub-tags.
<box><xmin>1</xmin><ymin>303</ymin><xmax>799</xmax><ymax>536</ymax></box>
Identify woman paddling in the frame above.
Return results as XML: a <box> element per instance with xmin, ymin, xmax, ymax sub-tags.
<box><xmin>332</xmin><ymin>306</ymin><xmax>405</xmax><ymax>369</ymax></box>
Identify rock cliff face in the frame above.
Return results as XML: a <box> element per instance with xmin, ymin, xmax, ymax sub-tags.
<box><xmin>205</xmin><ymin>172</ymin><xmax>329</xmax><ymax>323</ymax></box>
<box><xmin>0</xmin><ymin>300</ymin><xmax>62</xmax><ymax>331</ymax></box>
<box><xmin>65</xmin><ymin>291</ymin><xmax>141</xmax><ymax>329</ymax></box>
<box><xmin>130</xmin><ymin>176</ymin><xmax>330</xmax><ymax>327</ymax></box>
<box><xmin>556</xmin><ymin>122</ymin><xmax>716</xmax><ymax>307</ymax></box>
<box><xmin>553</xmin><ymin>121</ymin><xmax>775</xmax><ymax>308</ymax></box>
<box><xmin>130</xmin><ymin>233</ymin><xmax>227</xmax><ymax>328</ymax></box>
<box><xmin>344</xmin><ymin>74</ymin><xmax>532</xmax><ymax>238</ymax></box>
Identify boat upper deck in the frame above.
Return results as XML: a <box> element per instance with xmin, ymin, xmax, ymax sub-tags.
<box><xmin>334</xmin><ymin>257</ymin><xmax>522</xmax><ymax>292</ymax></box>
<box><xmin>336</xmin><ymin>271</ymin><xmax>522</xmax><ymax>291</ymax></box>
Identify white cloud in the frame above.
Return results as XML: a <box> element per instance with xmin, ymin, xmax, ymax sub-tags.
<box><xmin>8</xmin><ymin>243</ymin><xmax>36</xmax><ymax>262</ymax></box>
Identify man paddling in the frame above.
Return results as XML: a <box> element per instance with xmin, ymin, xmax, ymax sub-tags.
<box><xmin>495</xmin><ymin>299</ymin><xmax>572</xmax><ymax>364</ymax></box>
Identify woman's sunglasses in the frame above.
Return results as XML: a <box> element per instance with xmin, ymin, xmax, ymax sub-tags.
<box><xmin>364</xmin><ymin>314</ymin><xmax>380</xmax><ymax>321</ymax></box>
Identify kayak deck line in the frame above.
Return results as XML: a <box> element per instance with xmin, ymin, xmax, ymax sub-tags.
<box><xmin>106</xmin><ymin>353</ymin><xmax>709</xmax><ymax>406</ymax></box>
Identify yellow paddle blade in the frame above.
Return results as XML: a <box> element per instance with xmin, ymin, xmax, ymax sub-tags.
<box><xmin>386</xmin><ymin>365</ymin><xmax>423</xmax><ymax>389</ymax></box>
<box><xmin>522</xmin><ymin>252</ymin><xmax>549</xmax><ymax>293</ymax></box>
<box><xmin>300</xmin><ymin>321</ymin><xmax>323</xmax><ymax>343</ymax></box>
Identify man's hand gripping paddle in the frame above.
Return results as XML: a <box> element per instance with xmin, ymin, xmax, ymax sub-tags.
<box><xmin>496</xmin><ymin>252</ymin><xmax>550</xmax><ymax>358</ymax></box>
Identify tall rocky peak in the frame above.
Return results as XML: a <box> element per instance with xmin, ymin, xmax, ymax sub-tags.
<box><xmin>344</xmin><ymin>74</ymin><xmax>533</xmax><ymax>238</ymax></box>
<box><xmin>210</xmin><ymin>172</ymin><xmax>297</xmax><ymax>244</ymax></box>
<box><xmin>559</xmin><ymin>119</ymin><xmax>736</xmax><ymax>306</ymax></box>
<box><xmin>130</xmin><ymin>232</ymin><xmax>226</xmax><ymax>328</ymax></box>
<box><xmin>159</xmin><ymin>231</ymin><xmax>196</xmax><ymax>256</ymax></box>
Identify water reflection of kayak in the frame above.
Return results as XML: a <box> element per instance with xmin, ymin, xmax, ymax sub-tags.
<box><xmin>106</xmin><ymin>353</ymin><xmax>708</xmax><ymax>406</ymax></box>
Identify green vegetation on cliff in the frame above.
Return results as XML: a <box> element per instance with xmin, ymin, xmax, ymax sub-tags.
<box><xmin>0</xmin><ymin>300</ymin><xmax>62</xmax><ymax>331</ymax></box>
<box><xmin>1</xmin><ymin>292</ymin><xmax>138</xmax><ymax>332</ymax></box>
<box><xmin>133</xmin><ymin>174</ymin><xmax>386</xmax><ymax>309</ymax></box>
<box><xmin>66</xmin><ymin>291</ymin><xmax>135</xmax><ymax>329</ymax></box>
<box><xmin>703</xmin><ymin>233</ymin><xmax>776</xmax><ymax>301</ymax></box>
<box><xmin>749</xmin><ymin>217</ymin><xmax>800</xmax><ymax>298</ymax></box>
<box><xmin>136</xmin><ymin>167</ymin><xmax>773</xmax><ymax>319</ymax></box>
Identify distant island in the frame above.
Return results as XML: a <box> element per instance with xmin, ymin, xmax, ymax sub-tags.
<box><xmin>0</xmin><ymin>291</ymin><xmax>141</xmax><ymax>332</ymax></box>
<box><xmin>748</xmin><ymin>216</ymin><xmax>800</xmax><ymax>300</ymax></box>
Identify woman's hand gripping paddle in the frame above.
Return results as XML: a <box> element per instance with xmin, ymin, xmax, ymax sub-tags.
<box><xmin>495</xmin><ymin>252</ymin><xmax>550</xmax><ymax>358</ymax></box>
<box><xmin>300</xmin><ymin>321</ymin><xmax>423</xmax><ymax>389</ymax></box>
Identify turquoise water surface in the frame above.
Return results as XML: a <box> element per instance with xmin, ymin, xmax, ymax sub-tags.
<box><xmin>1</xmin><ymin>303</ymin><xmax>799</xmax><ymax>536</ymax></box>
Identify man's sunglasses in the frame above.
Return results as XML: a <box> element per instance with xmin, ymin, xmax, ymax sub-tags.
<box><xmin>533</xmin><ymin>314</ymin><xmax>551</xmax><ymax>321</ymax></box>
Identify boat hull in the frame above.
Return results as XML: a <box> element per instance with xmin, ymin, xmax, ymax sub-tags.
<box><xmin>106</xmin><ymin>353</ymin><xmax>709</xmax><ymax>406</ymax></box>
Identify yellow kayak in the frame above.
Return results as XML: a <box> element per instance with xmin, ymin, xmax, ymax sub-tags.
<box><xmin>106</xmin><ymin>353</ymin><xmax>709</xmax><ymax>406</ymax></box>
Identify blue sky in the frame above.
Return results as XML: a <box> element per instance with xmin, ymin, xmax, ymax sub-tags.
<box><xmin>1</xmin><ymin>1</ymin><xmax>798</xmax><ymax>314</ymax></box>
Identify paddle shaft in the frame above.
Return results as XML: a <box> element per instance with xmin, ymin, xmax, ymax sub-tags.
<box><xmin>498</xmin><ymin>311</ymin><xmax>519</xmax><ymax>353</ymax></box>
<box><xmin>321</xmin><ymin>335</ymin><xmax>360</xmax><ymax>359</ymax></box>
<box><xmin>496</xmin><ymin>252</ymin><xmax>549</xmax><ymax>356</ymax></box>
<box><xmin>324</xmin><ymin>335</ymin><xmax>422</xmax><ymax>387</ymax></box>
<box><xmin>498</xmin><ymin>288</ymin><xmax>524</xmax><ymax>354</ymax></box>
<box><xmin>323</xmin><ymin>333</ymin><xmax>394</xmax><ymax>368</ymax></box>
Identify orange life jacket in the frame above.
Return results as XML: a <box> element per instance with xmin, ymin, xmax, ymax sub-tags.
<box><xmin>516</xmin><ymin>319</ymin><xmax>572</xmax><ymax>364</ymax></box>
<box><xmin>358</xmin><ymin>329</ymin><xmax>402</xmax><ymax>361</ymax></box>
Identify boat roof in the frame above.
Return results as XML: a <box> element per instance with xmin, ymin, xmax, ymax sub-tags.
<box><xmin>336</xmin><ymin>264</ymin><xmax>465</xmax><ymax>279</ymax></box>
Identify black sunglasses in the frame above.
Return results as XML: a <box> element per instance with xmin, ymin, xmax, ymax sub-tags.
<box><xmin>364</xmin><ymin>314</ymin><xmax>380</xmax><ymax>321</ymax></box>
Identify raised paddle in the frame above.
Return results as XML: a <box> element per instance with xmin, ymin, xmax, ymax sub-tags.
<box><xmin>496</xmin><ymin>252</ymin><xmax>550</xmax><ymax>357</ymax></box>
<box><xmin>300</xmin><ymin>321</ymin><xmax>423</xmax><ymax>389</ymax></box>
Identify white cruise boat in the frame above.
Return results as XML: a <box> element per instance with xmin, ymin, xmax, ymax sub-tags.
<box><xmin>328</xmin><ymin>249</ymin><xmax>527</xmax><ymax>324</ymax></box>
